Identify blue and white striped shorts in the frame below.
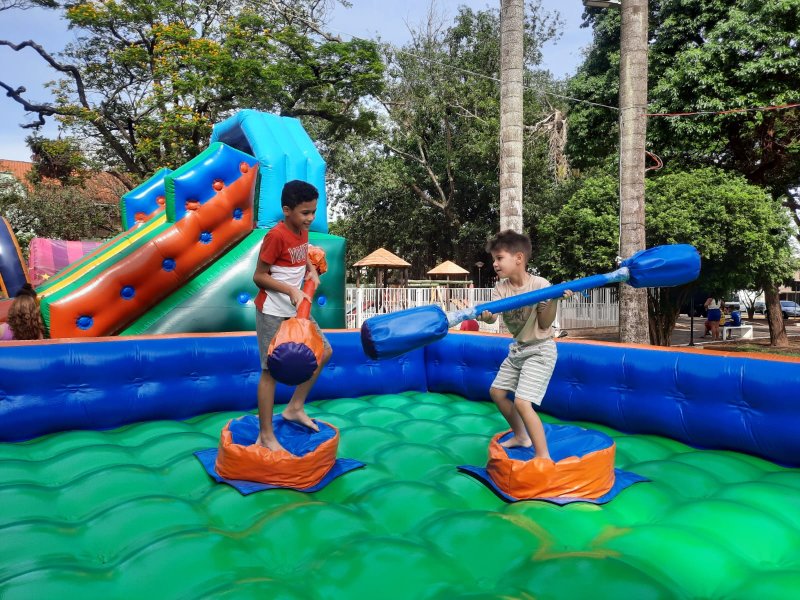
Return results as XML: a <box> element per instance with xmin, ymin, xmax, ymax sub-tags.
<box><xmin>491</xmin><ymin>339</ymin><xmax>557</xmax><ymax>406</ymax></box>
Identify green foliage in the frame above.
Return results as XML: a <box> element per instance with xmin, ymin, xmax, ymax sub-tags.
<box><xmin>537</xmin><ymin>173</ymin><xmax>619</xmax><ymax>281</ymax></box>
<box><xmin>16</xmin><ymin>0</ymin><xmax>383</xmax><ymax>180</ymax></box>
<box><xmin>568</xmin><ymin>1</ymin><xmax>800</xmax><ymax>222</ymax></box>
<box><xmin>536</xmin><ymin>167</ymin><xmax>797</xmax><ymax>343</ymax></box>
<box><xmin>0</xmin><ymin>0</ymin><xmax>57</xmax><ymax>10</ymax></box>
<box><xmin>329</xmin><ymin>3</ymin><xmax>564</xmax><ymax>279</ymax></box>
<box><xmin>25</xmin><ymin>135</ymin><xmax>89</xmax><ymax>186</ymax></box>
<box><xmin>0</xmin><ymin>183</ymin><xmax>120</xmax><ymax>255</ymax></box>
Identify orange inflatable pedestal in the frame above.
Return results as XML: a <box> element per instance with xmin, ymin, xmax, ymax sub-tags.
<box><xmin>486</xmin><ymin>428</ymin><xmax>616</xmax><ymax>500</ymax></box>
<box><xmin>215</xmin><ymin>415</ymin><xmax>339</xmax><ymax>489</ymax></box>
<box><xmin>458</xmin><ymin>424</ymin><xmax>649</xmax><ymax>504</ymax></box>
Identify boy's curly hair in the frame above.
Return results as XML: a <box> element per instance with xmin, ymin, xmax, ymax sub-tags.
<box><xmin>485</xmin><ymin>229</ymin><xmax>532</xmax><ymax>262</ymax></box>
<box><xmin>281</xmin><ymin>180</ymin><xmax>319</xmax><ymax>209</ymax></box>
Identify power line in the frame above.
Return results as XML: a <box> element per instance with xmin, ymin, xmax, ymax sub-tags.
<box><xmin>278</xmin><ymin>4</ymin><xmax>619</xmax><ymax>111</ymax></box>
<box><xmin>281</xmin><ymin>5</ymin><xmax>799</xmax><ymax>120</ymax></box>
<box><xmin>647</xmin><ymin>102</ymin><xmax>800</xmax><ymax>118</ymax></box>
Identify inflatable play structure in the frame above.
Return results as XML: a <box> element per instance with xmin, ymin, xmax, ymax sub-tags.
<box><xmin>0</xmin><ymin>216</ymin><xmax>29</xmax><ymax>298</ymax></box>
<box><xmin>27</xmin><ymin>238</ymin><xmax>104</xmax><ymax>286</ymax></box>
<box><xmin>1</xmin><ymin>332</ymin><xmax>799</xmax><ymax>597</ymax></box>
<box><xmin>2</xmin><ymin>110</ymin><xmax>799</xmax><ymax>596</ymax></box>
<box><xmin>0</xmin><ymin>110</ymin><xmax>345</xmax><ymax>337</ymax></box>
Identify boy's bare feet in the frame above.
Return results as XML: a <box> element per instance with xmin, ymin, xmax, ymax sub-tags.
<box><xmin>256</xmin><ymin>434</ymin><xmax>286</xmax><ymax>453</ymax></box>
<box><xmin>500</xmin><ymin>434</ymin><xmax>532</xmax><ymax>448</ymax></box>
<box><xmin>282</xmin><ymin>408</ymin><xmax>320</xmax><ymax>432</ymax></box>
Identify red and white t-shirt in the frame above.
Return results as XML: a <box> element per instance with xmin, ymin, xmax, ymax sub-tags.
<box><xmin>254</xmin><ymin>222</ymin><xmax>308</xmax><ymax>316</ymax></box>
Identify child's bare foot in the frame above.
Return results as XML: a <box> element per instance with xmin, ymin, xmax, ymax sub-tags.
<box><xmin>256</xmin><ymin>434</ymin><xmax>285</xmax><ymax>453</ymax></box>
<box><xmin>500</xmin><ymin>435</ymin><xmax>532</xmax><ymax>448</ymax></box>
<box><xmin>282</xmin><ymin>408</ymin><xmax>320</xmax><ymax>432</ymax></box>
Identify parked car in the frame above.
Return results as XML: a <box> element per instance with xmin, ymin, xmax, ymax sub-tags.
<box><xmin>724</xmin><ymin>299</ymin><xmax>741</xmax><ymax>312</ymax></box>
<box><xmin>754</xmin><ymin>301</ymin><xmax>766</xmax><ymax>314</ymax></box>
<box><xmin>780</xmin><ymin>301</ymin><xmax>800</xmax><ymax>318</ymax></box>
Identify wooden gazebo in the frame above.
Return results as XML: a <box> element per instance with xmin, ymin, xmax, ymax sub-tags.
<box><xmin>352</xmin><ymin>248</ymin><xmax>411</xmax><ymax>286</ymax></box>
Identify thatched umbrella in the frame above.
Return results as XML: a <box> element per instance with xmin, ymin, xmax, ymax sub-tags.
<box><xmin>427</xmin><ymin>260</ymin><xmax>471</xmax><ymax>310</ymax></box>
<box><xmin>427</xmin><ymin>260</ymin><xmax>470</xmax><ymax>280</ymax></box>
<box><xmin>353</xmin><ymin>248</ymin><xmax>411</xmax><ymax>286</ymax></box>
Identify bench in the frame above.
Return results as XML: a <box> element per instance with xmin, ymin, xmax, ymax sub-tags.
<box><xmin>721</xmin><ymin>324</ymin><xmax>753</xmax><ymax>340</ymax></box>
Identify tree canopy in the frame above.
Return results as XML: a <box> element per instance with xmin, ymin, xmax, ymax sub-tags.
<box><xmin>329</xmin><ymin>3</ymin><xmax>564</xmax><ymax>278</ymax></box>
<box><xmin>1</xmin><ymin>0</ymin><xmax>384</xmax><ymax>185</ymax></box>
<box><xmin>568</xmin><ymin>0</ymin><xmax>800</xmax><ymax>234</ymax></box>
<box><xmin>537</xmin><ymin>167</ymin><xmax>797</xmax><ymax>344</ymax></box>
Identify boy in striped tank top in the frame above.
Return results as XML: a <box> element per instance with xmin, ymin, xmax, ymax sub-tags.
<box><xmin>478</xmin><ymin>230</ymin><xmax>572</xmax><ymax>461</ymax></box>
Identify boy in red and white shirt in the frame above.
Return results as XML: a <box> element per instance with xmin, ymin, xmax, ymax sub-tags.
<box><xmin>252</xmin><ymin>180</ymin><xmax>332</xmax><ymax>452</ymax></box>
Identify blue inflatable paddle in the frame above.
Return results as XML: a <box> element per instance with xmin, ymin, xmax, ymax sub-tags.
<box><xmin>361</xmin><ymin>244</ymin><xmax>700</xmax><ymax>360</ymax></box>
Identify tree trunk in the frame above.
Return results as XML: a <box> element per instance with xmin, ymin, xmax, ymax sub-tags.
<box><xmin>764</xmin><ymin>284</ymin><xmax>789</xmax><ymax>347</ymax></box>
<box><xmin>648</xmin><ymin>286</ymin><xmax>687</xmax><ymax>346</ymax></box>
<box><xmin>499</xmin><ymin>0</ymin><xmax>524</xmax><ymax>234</ymax></box>
<box><xmin>618</xmin><ymin>0</ymin><xmax>650</xmax><ymax>344</ymax></box>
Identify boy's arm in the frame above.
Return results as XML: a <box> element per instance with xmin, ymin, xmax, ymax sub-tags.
<box><xmin>253</xmin><ymin>259</ymin><xmax>307</xmax><ymax>306</ymax></box>
<box><xmin>536</xmin><ymin>299</ymin><xmax>559</xmax><ymax>329</ymax></box>
<box><xmin>305</xmin><ymin>259</ymin><xmax>320</xmax><ymax>285</ymax></box>
<box><xmin>536</xmin><ymin>289</ymin><xmax>574</xmax><ymax>330</ymax></box>
<box><xmin>477</xmin><ymin>284</ymin><xmax>500</xmax><ymax>323</ymax></box>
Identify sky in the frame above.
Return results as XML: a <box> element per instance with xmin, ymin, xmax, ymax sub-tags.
<box><xmin>0</xmin><ymin>0</ymin><xmax>591</xmax><ymax>162</ymax></box>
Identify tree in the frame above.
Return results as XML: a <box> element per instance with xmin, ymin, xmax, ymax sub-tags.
<box><xmin>499</xmin><ymin>0</ymin><xmax>524</xmax><ymax>233</ymax></box>
<box><xmin>329</xmin><ymin>4</ymin><xmax>561</xmax><ymax>279</ymax></box>
<box><xmin>25</xmin><ymin>135</ymin><xmax>89</xmax><ymax>186</ymax></box>
<box><xmin>568</xmin><ymin>0</ymin><xmax>800</xmax><ymax>344</ymax></box>
<box><xmin>537</xmin><ymin>168</ymin><xmax>797</xmax><ymax>346</ymax></box>
<box><xmin>0</xmin><ymin>0</ymin><xmax>56</xmax><ymax>11</ymax></box>
<box><xmin>0</xmin><ymin>182</ymin><xmax>120</xmax><ymax>253</ymax></box>
<box><xmin>569</xmin><ymin>1</ymin><xmax>800</xmax><ymax>232</ymax></box>
<box><xmin>617</xmin><ymin>0</ymin><xmax>649</xmax><ymax>344</ymax></box>
<box><xmin>0</xmin><ymin>0</ymin><xmax>384</xmax><ymax>185</ymax></box>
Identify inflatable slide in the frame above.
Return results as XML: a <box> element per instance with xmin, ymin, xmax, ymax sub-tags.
<box><xmin>24</xmin><ymin>110</ymin><xmax>345</xmax><ymax>338</ymax></box>
<box><xmin>36</xmin><ymin>143</ymin><xmax>259</xmax><ymax>338</ymax></box>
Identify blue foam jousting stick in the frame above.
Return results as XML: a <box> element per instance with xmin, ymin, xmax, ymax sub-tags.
<box><xmin>361</xmin><ymin>244</ymin><xmax>701</xmax><ymax>360</ymax></box>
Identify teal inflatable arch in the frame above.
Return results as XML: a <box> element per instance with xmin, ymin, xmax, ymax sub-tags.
<box><xmin>210</xmin><ymin>110</ymin><xmax>328</xmax><ymax>232</ymax></box>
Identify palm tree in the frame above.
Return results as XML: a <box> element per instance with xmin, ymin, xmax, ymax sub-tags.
<box><xmin>618</xmin><ymin>0</ymin><xmax>649</xmax><ymax>343</ymax></box>
<box><xmin>499</xmin><ymin>0</ymin><xmax>524</xmax><ymax>233</ymax></box>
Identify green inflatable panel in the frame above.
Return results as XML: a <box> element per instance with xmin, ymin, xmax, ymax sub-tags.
<box><xmin>2</xmin><ymin>392</ymin><xmax>799</xmax><ymax>599</ymax></box>
<box><xmin>121</xmin><ymin>230</ymin><xmax>345</xmax><ymax>334</ymax></box>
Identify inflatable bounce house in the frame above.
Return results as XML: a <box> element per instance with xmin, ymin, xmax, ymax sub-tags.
<box><xmin>0</xmin><ymin>110</ymin><xmax>345</xmax><ymax>337</ymax></box>
<box><xmin>2</xmin><ymin>111</ymin><xmax>800</xmax><ymax>598</ymax></box>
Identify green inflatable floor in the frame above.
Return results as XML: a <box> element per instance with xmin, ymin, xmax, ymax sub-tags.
<box><xmin>2</xmin><ymin>392</ymin><xmax>800</xmax><ymax>599</ymax></box>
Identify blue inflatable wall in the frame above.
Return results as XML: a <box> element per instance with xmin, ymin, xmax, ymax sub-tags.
<box><xmin>1</xmin><ymin>333</ymin><xmax>799</xmax><ymax>467</ymax></box>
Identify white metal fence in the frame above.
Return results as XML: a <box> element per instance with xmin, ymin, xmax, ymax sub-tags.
<box><xmin>558</xmin><ymin>287</ymin><xmax>619</xmax><ymax>330</ymax></box>
<box><xmin>345</xmin><ymin>286</ymin><xmax>619</xmax><ymax>331</ymax></box>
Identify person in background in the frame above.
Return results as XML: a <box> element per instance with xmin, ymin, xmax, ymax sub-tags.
<box><xmin>0</xmin><ymin>283</ymin><xmax>46</xmax><ymax>340</ymax></box>
<box><xmin>703</xmin><ymin>296</ymin><xmax>724</xmax><ymax>340</ymax></box>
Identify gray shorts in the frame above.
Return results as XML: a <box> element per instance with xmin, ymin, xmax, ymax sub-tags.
<box><xmin>491</xmin><ymin>339</ymin><xmax>557</xmax><ymax>405</ymax></box>
<box><xmin>255</xmin><ymin>310</ymin><xmax>331</xmax><ymax>372</ymax></box>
